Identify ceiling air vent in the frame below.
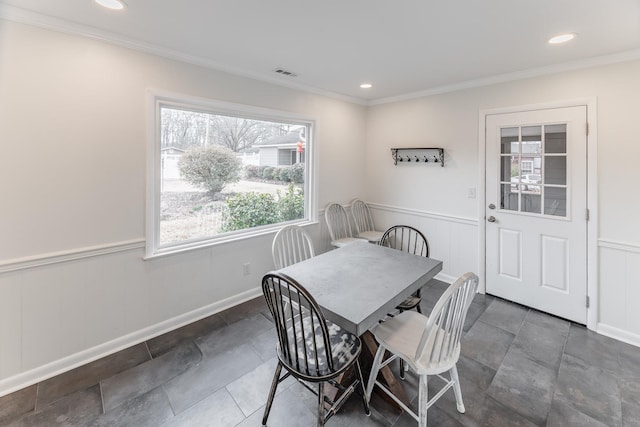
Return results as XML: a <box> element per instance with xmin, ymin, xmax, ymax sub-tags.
<box><xmin>274</xmin><ymin>68</ymin><xmax>298</xmax><ymax>78</ymax></box>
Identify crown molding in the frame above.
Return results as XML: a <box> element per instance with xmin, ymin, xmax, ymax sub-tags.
<box><xmin>0</xmin><ymin>4</ymin><xmax>368</xmax><ymax>106</ymax></box>
<box><xmin>370</xmin><ymin>49</ymin><xmax>640</xmax><ymax>106</ymax></box>
<box><xmin>2</xmin><ymin>4</ymin><xmax>640</xmax><ymax>107</ymax></box>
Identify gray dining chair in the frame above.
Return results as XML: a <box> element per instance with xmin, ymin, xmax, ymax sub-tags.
<box><xmin>366</xmin><ymin>273</ymin><xmax>479</xmax><ymax>427</ymax></box>
<box><xmin>272</xmin><ymin>224</ymin><xmax>315</xmax><ymax>269</ymax></box>
<box><xmin>261</xmin><ymin>273</ymin><xmax>371</xmax><ymax>427</ymax></box>
<box><xmin>324</xmin><ymin>202</ymin><xmax>368</xmax><ymax>248</ymax></box>
<box><xmin>350</xmin><ymin>198</ymin><xmax>384</xmax><ymax>243</ymax></box>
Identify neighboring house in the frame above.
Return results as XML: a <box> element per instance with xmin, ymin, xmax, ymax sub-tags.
<box><xmin>255</xmin><ymin>131</ymin><xmax>305</xmax><ymax>167</ymax></box>
<box><xmin>160</xmin><ymin>146</ymin><xmax>185</xmax><ymax>179</ymax></box>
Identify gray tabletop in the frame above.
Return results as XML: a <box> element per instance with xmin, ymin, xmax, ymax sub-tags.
<box><xmin>278</xmin><ymin>241</ymin><xmax>443</xmax><ymax>336</ymax></box>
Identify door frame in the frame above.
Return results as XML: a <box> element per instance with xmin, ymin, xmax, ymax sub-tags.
<box><xmin>478</xmin><ymin>98</ymin><xmax>598</xmax><ymax>330</ymax></box>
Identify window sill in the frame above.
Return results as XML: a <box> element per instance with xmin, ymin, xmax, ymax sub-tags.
<box><xmin>143</xmin><ymin>220</ymin><xmax>319</xmax><ymax>261</ymax></box>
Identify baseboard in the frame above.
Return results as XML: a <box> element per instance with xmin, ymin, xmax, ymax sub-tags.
<box><xmin>0</xmin><ymin>287</ymin><xmax>263</xmax><ymax>397</ymax></box>
<box><xmin>597</xmin><ymin>323</ymin><xmax>640</xmax><ymax>348</ymax></box>
<box><xmin>434</xmin><ymin>272</ymin><xmax>457</xmax><ymax>284</ymax></box>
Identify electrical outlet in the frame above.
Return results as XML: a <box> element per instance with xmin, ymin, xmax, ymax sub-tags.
<box><xmin>242</xmin><ymin>262</ymin><xmax>251</xmax><ymax>276</ymax></box>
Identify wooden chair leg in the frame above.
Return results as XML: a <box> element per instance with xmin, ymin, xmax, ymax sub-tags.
<box><xmin>450</xmin><ymin>365</ymin><xmax>466</xmax><ymax>413</ymax></box>
<box><xmin>418</xmin><ymin>374</ymin><xmax>428</xmax><ymax>427</ymax></box>
<box><xmin>317</xmin><ymin>382</ymin><xmax>325</xmax><ymax>427</ymax></box>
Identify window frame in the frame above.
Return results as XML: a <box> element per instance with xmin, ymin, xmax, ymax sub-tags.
<box><xmin>145</xmin><ymin>90</ymin><xmax>317</xmax><ymax>259</ymax></box>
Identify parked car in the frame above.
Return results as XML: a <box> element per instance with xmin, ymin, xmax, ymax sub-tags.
<box><xmin>511</xmin><ymin>174</ymin><xmax>541</xmax><ymax>191</ymax></box>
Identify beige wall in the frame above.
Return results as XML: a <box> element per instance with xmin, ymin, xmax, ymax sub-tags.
<box><xmin>0</xmin><ymin>20</ymin><xmax>366</xmax><ymax>393</ymax></box>
<box><xmin>1</xmin><ymin>17</ymin><xmax>639</xmax><ymax>396</ymax></box>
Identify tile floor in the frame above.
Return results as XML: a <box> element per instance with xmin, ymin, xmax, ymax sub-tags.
<box><xmin>1</xmin><ymin>279</ymin><xmax>639</xmax><ymax>426</ymax></box>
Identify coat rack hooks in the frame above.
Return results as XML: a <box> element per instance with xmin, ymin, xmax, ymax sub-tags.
<box><xmin>391</xmin><ymin>147</ymin><xmax>445</xmax><ymax>166</ymax></box>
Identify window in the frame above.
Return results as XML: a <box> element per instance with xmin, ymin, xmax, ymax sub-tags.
<box><xmin>146</xmin><ymin>92</ymin><xmax>315</xmax><ymax>258</ymax></box>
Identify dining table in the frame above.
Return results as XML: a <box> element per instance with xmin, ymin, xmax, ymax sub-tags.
<box><xmin>277</xmin><ymin>240</ymin><xmax>443</xmax><ymax>406</ymax></box>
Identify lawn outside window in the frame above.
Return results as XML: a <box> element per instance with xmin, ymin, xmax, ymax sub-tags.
<box><xmin>145</xmin><ymin>91</ymin><xmax>316</xmax><ymax>259</ymax></box>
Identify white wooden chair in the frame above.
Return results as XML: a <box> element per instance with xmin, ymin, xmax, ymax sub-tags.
<box><xmin>272</xmin><ymin>224</ymin><xmax>315</xmax><ymax>269</ymax></box>
<box><xmin>365</xmin><ymin>272</ymin><xmax>479</xmax><ymax>427</ymax></box>
<box><xmin>324</xmin><ymin>202</ymin><xmax>368</xmax><ymax>248</ymax></box>
<box><xmin>350</xmin><ymin>199</ymin><xmax>384</xmax><ymax>243</ymax></box>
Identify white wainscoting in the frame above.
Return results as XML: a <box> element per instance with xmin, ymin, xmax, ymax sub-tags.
<box><xmin>0</xmin><ymin>235</ymin><xmax>274</xmax><ymax>397</ymax></box>
<box><xmin>597</xmin><ymin>239</ymin><xmax>640</xmax><ymax>347</ymax></box>
<box><xmin>366</xmin><ymin>203</ymin><xmax>479</xmax><ymax>284</ymax></box>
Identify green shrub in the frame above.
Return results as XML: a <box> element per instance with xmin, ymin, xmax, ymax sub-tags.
<box><xmin>289</xmin><ymin>162</ymin><xmax>305</xmax><ymax>184</ymax></box>
<box><xmin>278</xmin><ymin>167</ymin><xmax>291</xmax><ymax>182</ymax></box>
<box><xmin>178</xmin><ymin>146</ymin><xmax>242</xmax><ymax>195</ymax></box>
<box><xmin>244</xmin><ymin>165</ymin><xmax>264</xmax><ymax>180</ymax></box>
<box><xmin>277</xmin><ymin>184</ymin><xmax>304</xmax><ymax>222</ymax></box>
<box><xmin>271</xmin><ymin>167</ymin><xmax>282</xmax><ymax>181</ymax></box>
<box><xmin>262</xmin><ymin>166</ymin><xmax>274</xmax><ymax>180</ymax></box>
<box><xmin>222</xmin><ymin>192</ymin><xmax>279</xmax><ymax>232</ymax></box>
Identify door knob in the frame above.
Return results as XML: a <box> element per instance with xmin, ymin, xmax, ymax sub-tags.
<box><xmin>487</xmin><ymin>216</ymin><xmax>496</xmax><ymax>223</ymax></box>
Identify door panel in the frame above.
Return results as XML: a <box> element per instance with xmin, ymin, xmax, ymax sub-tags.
<box><xmin>485</xmin><ymin>106</ymin><xmax>587</xmax><ymax>324</ymax></box>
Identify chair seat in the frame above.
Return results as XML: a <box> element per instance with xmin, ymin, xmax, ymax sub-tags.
<box><xmin>357</xmin><ymin>230</ymin><xmax>384</xmax><ymax>243</ymax></box>
<box><xmin>331</xmin><ymin>237</ymin><xmax>368</xmax><ymax>248</ymax></box>
<box><xmin>279</xmin><ymin>315</ymin><xmax>361</xmax><ymax>378</ymax></box>
<box><xmin>396</xmin><ymin>294</ymin><xmax>422</xmax><ymax>311</ymax></box>
<box><xmin>372</xmin><ymin>310</ymin><xmax>459</xmax><ymax>375</ymax></box>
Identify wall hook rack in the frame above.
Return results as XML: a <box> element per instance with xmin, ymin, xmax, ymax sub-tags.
<box><xmin>391</xmin><ymin>147</ymin><xmax>445</xmax><ymax>166</ymax></box>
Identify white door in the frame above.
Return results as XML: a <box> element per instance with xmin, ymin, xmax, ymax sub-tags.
<box><xmin>485</xmin><ymin>106</ymin><xmax>588</xmax><ymax>324</ymax></box>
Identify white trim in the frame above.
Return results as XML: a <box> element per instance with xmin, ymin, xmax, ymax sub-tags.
<box><xmin>0</xmin><ymin>239</ymin><xmax>145</xmax><ymax>274</ymax></box>
<box><xmin>0</xmin><ymin>286</ymin><xmax>262</xmax><ymax>397</ymax></box>
<box><xmin>597</xmin><ymin>323</ymin><xmax>640</xmax><ymax>349</ymax></box>
<box><xmin>478</xmin><ymin>98</ymin><xmax>598</xmax><ymax>331</ymax></box>
<box><xmin>3</xmin><ymin>5</ymin><xmax>640</xmax><ymax>107</ymax></box>
<box><xmin>367</xmin><ymin>203</ymin><xmax>478</xmax><ymax>226</ymax></box>
<box><xmin>145</xmin><ymin>89</ymin><xmax>318</xmax><ymax>260</ymax></box>
<box><xmin>370</xmin><ymin>50</ymin><xmax>640</xmax><ymax>106</ymax></box>
<box><xmin>598</xmin><ymin>238</ymin><xmax>640</xmax><ymax>253</ymax></box>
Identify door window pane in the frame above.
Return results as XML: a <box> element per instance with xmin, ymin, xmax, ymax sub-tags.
<box><xmin>545</xmin><ymin>157</ymin><xmax>567</xmax><ymax>185</ymax></box>
<box><xmin>545</xmin><ymin>124</ymin><xmax>567</xmax><ymax>153</ymax></box>
<box><xmin>544</xmin><ymin>187</ymin><xmax>567</xmax><ymax>216</ymax></box>
<box><xmin>522</xmin><ymin>193</ymin><xmax>541</xmax><ymax>214</ymax></box>
<box><xmin>501</xmin><ymin>184</ymin><xmax>519</xmax><ymax>211</ymax></box>
<box><xmin>501</xmin><ymin>156</ymin><xmax>517</xmax><ymax>182</ymax></box>
<box><xmin>501</xmin><ymin>127</ymin><xmax>519</xmax><ymax>154</ymax></box>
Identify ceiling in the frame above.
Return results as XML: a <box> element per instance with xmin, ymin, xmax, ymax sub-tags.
<box><xmin>1</xmin><ymin>0</ymin><xmax>639</xmax><ymax>104</ymax></box>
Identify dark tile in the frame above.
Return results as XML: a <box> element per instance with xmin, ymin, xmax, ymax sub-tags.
<box><xmin>510</xmin><ymin>320</ymin><xmax>567</xmax><ymax>371</ymax></box>
<box><xmin>160</xmin><ymin>388</ymin><xmax>245</xmax><ymax>427</ymax></box>
<box><xmin>226</xmin><ymin>357</ymin><xmax>294</xmax><ymax>417</ymax></box>
<box><xmin>429</xmin><ymin>369</ymin><xmax>488</xmax><ymax>427</ymax></box>
<box><xmin>554</xmin><ymin>353</ymin><xmax>622</xmax><ymax>426</ymax></box>
<box><xmin>623</xmin><ymin>401</ymin><xmax>640</xmax><ymax>427</ymax></box>
<box><xmin>461</xmin><ymin>321</ymin><xmax>515</xmax><ymax>371</ymax></box>
<box><xmin>470</xmin><ymin>293</ymin><xmax>495</xmax><ymax>308</ymax></box>
<box><xmin>523</xmin><ymin>309</ymin><xmax>570</xmax><ymax>336</ymax></box>
<box><xmin>564</xmin><ymin>324</ymin><xmax>620</xmax><ymax>374</ymax></box>
<box><xmin>486</xmin><ymin>346</ymin><xmax>556</xmax><ymax>425</ymax></box>
<box><xmin>163</xmin><ymin>343</ymin><xmax>263</xmax><ymax>414</ymax></box>
<box><xmin>547</xmin><ymin>397</ymin><xmax>612</xmax><ymax>427</ymax></box>
<box><xmin>36</xmin><ymin>343</ymin><xmax>150</xmax><ymax>408</ymax></box>
<box><xmin>620</xmin><ymin>376</ymin><xmax>640</xmax><ymax>408</ymax></box>
<box><xmin>463</xmin><ymin>301</ymin><xmax>488</xmax><ymax>332</ymax></box>
<box><xmin>101</xmin><ymin>341</ymin><xmax>201</xmax><ymax>412</ymax></box>
<box><xmin>324</xmin><ymin>391</ymin><xmax>390</xmax><ymax>427</ymax></box>
<box><xmin>0</xmin><ymin>385</ymin><xmax>37</xmax><ymax>425</ymax></box>
<box><xmin>478</xmin><ymin>396</ymin><xmax>540</xmax><ymax>427</ymax></box>
<box><xmin>455</xmin><ymin>355</ymin><xmax>496</xmax><ymax>392</ymax></box>
<box><xmin>251</xmin><ymin>327</ymin><xmax>278</xmax><ymax>362</ymax></box>
<box><xmin>147</xmin><ymin>313</ymin><xmax>226</xmax><ymax>357</ymax></box>
<box><xmin>477</xmin><ymin>299</ymin><xmax>528</xmax><ymax>334</ymax></box>
<box><xmin>219</xmin><ymin>297</ymin><xmax>269</xmax><ymax>325</ymax></box>
<box><xmin>8</xmin><ymin>385</ymin><xmax>102</xmax><ymax>427</ymax></box>
<box><xmin>90</xmin><ymin>387</ymin><xmax>174</xmax><ymax>427</ymax></box>
<box><xmin>618</xmin><ymin>340</ymin><xmax>640</xmax><ymax>379</ymax></box>
<box><xmin>234</xmin><ymin>387</ymin><xmax>317</xmax><ymax>427</ymax></box>
<box><xmin>196</xmin><ymin>312</ymin><xmax>274</xmax><ymax>356</ymax></box>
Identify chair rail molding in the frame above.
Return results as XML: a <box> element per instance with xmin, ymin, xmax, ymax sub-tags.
<box><xmin>0</xmin><ymin>239</ymin><xmax>146</xmax><ymax>274</ymax></box>
<box><xmin>367</xmin><ymin>203</ymin><xmax>478</xmax><ymax>226</ymax></box>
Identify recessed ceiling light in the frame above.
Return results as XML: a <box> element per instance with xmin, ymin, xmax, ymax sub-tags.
<box><xmin>360</xmin><ymin>83</ymin><xmax>373</xmax><ymax>89</ymax></box>
<box><xmin>548</xmin><ymin>33</ymin><xmax>576</xmax><ymax>44</ymax></box>
<box><xmin>95</xmin><ymin>0</ymin><xmax>126</xmax><ymax>10</ymax></box>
